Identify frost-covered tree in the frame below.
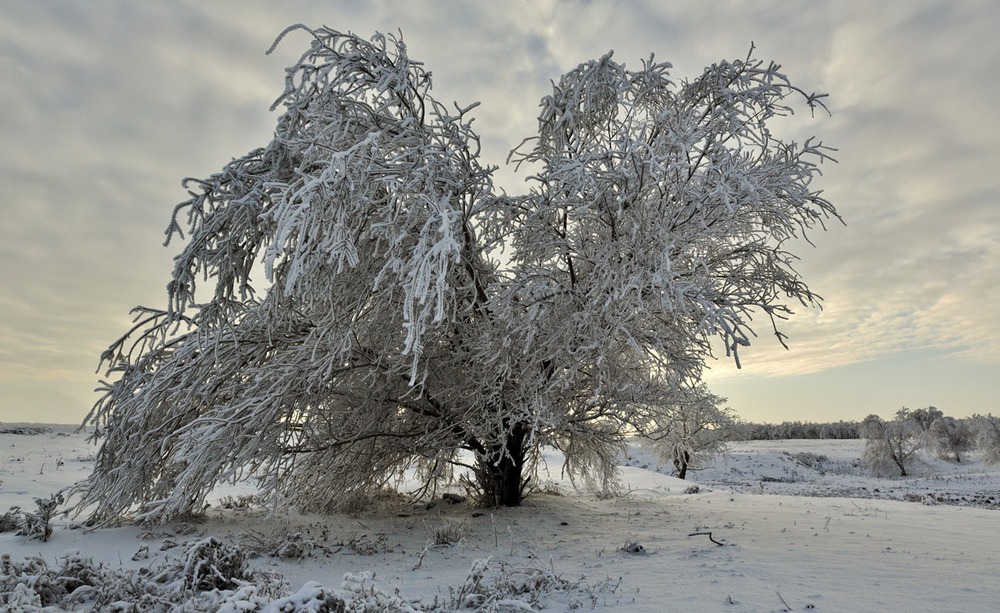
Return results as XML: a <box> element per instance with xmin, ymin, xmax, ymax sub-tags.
<box><xmin>972</xmin><ymin>414</ymin><xmax>1000</xmax><ymax>464</ymax></box>
<box><xmin>640</xmin><ymin>386</ymin><xmax>740</xmax><ymax>479</ymax></box>
<box><xmin>861</xmin><ymin>412</ymin><xmax>922</xmax><ymax>477</ymax></box>
<box><xmin>74</xmin><ymin>26</ymin><xmax>839</xmax><ymax>522</ymax></box>
<box><xmin>909</xmin><ymin>406</ymin><xmax>943</xmax><ymax>434</ymax></box>
<box><xmin>927</xmin><ymin>416</ymin><xmax>974</xmax><ymax>463</ymax></box>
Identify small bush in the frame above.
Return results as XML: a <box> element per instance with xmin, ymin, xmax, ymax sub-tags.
<box><xmin>216</xmin><ymin>494</ymin><xmax>262</xmax><ymax>510</ymax></box>
<box><xmin>792</xmin><ymin>452</ymin><xmax>828</xmax><ymax>469</ymax></box>
<box><xmin>14</xmin><ymin>493</ymin><xmax>65</xmax><ymax>542</ymax></box>
<box><xmin>328</xmin><ymin>488</ymin><xmax>409</xmax><ymax>517</ymax></box>
<box><xmin>426</xmin><ymin>519</ymin><xmax>467</xmax><ymax>546</ymax></box>
<box><xmin>179</xmin><ymin>537</ymin><xmax>250</xmax><ymax>591</ymax></box>
<box><xmin>443</xmin><ymin>558</ymin><xmax>622</xmax><ymax>610</ymax></box>
<box><xmin>0</xmin><ymin>507</ymin><xmax>21</xmax><ymax>533</ymax></box>
<box><xmin>238</xmin><ymin>525</ymin><xmax>333</xmax><ymax>560</ymax></box>
<box><xmin>267</xmin><ymin>581</ymin><xmax>348</xmax><ymax>612</ymax></box>
<box><xmin>346</xmin><ymin>532</ymin><xmax>390</xmax><ymax>556</ymax></box>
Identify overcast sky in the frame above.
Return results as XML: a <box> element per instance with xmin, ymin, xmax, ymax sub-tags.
<box><xmin>2</xmin><ymin>1</ymin><xmax>998</xmax><ymax>425</ymax></box>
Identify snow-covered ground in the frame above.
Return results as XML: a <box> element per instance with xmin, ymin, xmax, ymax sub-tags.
<box><xmin>2</xmin><ymin>425</ymin><xmax>999</xmax><ymax>611</ymax></box>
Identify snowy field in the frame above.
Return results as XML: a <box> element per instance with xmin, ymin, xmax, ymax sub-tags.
<box><xmin>2</xmin><ymin>425</ymin><xmax>999</xmax><ymax>611</ymax></box>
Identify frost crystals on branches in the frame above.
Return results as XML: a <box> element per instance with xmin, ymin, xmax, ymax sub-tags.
<box><xmin>74</xmin><ymin>27</ymin><xmax>840</xmax><ymax>523</ymax></box>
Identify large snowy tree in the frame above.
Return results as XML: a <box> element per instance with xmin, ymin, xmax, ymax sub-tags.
<box><xmin>75</xmin><ymin>26</ymin><xmax>839</xmax><ymax>522</ymax></box>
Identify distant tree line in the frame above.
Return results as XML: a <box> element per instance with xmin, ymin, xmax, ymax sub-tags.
<box><xmin>744</xmin><ymin>420</ymin><xmax>862</xmax><ymax>440</ymax></box>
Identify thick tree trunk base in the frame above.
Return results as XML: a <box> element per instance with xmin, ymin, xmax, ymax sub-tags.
<box><xmin>472</xmin><ymin>424</ymin><xmax>528</xmax><ymax>507</ymax></box>
<box><xmin>474</xmin><ymin>456</ymin><xmax>526</xmax><ymax>507</ymax></box>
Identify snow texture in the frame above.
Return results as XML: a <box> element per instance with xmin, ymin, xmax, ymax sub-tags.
<box><xmin>3</xmin><ymin>426</ymin><xmax>999</xmax><ymax>611</ymax></box>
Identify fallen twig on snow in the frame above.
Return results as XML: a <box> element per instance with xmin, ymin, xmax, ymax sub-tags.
<box><xmin>687</xmin><ymin>531</ymin><xmax>725</xmax><ymax>546</ymax></box>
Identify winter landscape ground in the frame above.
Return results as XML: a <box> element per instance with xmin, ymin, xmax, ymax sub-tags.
<box><xmin>2</xmin><ymin>425</ymin><xmax>998</xmax><ymax>611</ymax></box>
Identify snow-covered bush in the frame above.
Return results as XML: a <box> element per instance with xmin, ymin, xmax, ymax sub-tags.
<box><xmin>791</xmin><ymin>452</ymin><xmax>829</xmax><ymax>470</ymax></box>
<box><xmin>238</xmin><ymin>525</ymin><xmax>333</xmax><ymax>560</ymax></box>
<box><xmin>0</xmin><ymin>541</ymin><xmax>287</xmax><ymax>611</ymax></box>
<box><xmin>0</xmin><ymin>494</ymin><xmax>67</xmax><ymax>542</ymax></box>
<box><xmin>0</xmin><ymin>507</ymin><xmax>20</xmax><ymax>533</ymax></box>
<box><xmin>439</xmin><ymin>558</ymin><xmax>621</xmax><ymax>611</ymax></box>
<box><xmin>426</xmin><ymin>519</ymin><xmax>468</xmax><ymax>546</ymax></box>
<box><xmin>263</xmin><ymin>581</ymin><xmax>350</xmax><ymax>612</ymax></box>
<box><xmin>178</xmin><ymin>536</ymin><xmax>250</xmax><ymax>592</ymax></box>
<box><xmin>17</xmin><ymin>493</ymin><xmax>64</xmax><ymax>542</ymax></box>
<box><xmin>216</xmin><ymin>494</ymin><xmax>263</xmax><ymax>510</ymax></box>
<box><xmin>75</xmin><ymin>25</ymin><xmax>840</xmax><ymax>522</ymax></box>
<box><xmin>0</xmin><ymin>548</ymin><xmax>618</xmax><ymax>611</ymax></box>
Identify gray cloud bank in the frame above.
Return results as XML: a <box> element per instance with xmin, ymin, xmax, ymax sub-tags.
<box><xmin>1</xmin><ymin>1</ymin><xmax>997</xmax><ymax>422</ymax></box>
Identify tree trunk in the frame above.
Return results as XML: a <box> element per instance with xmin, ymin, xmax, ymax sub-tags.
<box><xmin>675</xmin><ymin>450</ymin><xmax>691</xmax><ymax>480</ymax></box>
<box><xmin>892</xmin><ymin>453</ymin><xmax>907</xmax><ymax>477</ymax></box>
<box><xmin>474</xmin><ymin>423</ymin><xmax>528</xmax><ymax>507</ymax></box>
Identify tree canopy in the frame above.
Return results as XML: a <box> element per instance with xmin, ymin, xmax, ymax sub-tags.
<box><xmin>74</xmin><ymin>26</ymin><xmax>840</xmax><ymax>523</ymax></box>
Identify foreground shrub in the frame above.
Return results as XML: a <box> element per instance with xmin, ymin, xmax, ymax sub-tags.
<box><xmin>0</xmin><ymin>541</ymin><xmax>619</xmax><ymax>611</ymax></box>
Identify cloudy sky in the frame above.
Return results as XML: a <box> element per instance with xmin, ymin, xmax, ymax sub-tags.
<box><xmin>2</xmin><ymin>1</ymin><xmax>998</xmax><ymax>425</ymax></box>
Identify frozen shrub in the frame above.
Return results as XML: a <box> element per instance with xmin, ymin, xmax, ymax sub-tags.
<box><xmin>346</xmin><ymin>532</ymin><xmax>389</xmax><ymax>556</ymax></box>
<box><xmin>239</xmin><ymin>526</ymin><xmax>333</xmax><ymax>560</ymax></box>
<box><xmin>179</xmin><ymin>537</ymin><xmax>250</xmax><ymax>591</ymax></box>
<box><xmin>0</xmin><ymin>547</ymin><xmax>617</xmax><ymax>611</ymax></box>
<box><xmin>792</xmin><ymin>452</ymin><xmax>828</xmax><ymax>469</ymax></box>
<box><xmin>426</xmin><ymin>519</ymin><xmax>467</xmax><ymax>546</ymax></box>
<box><xmin>0</xmin><ymin>507</ymin><xmax>21</xmax><ymax>533</ymax></box>
<box><xmin>265</xmin><ymin>581</ymin><xmax>347</xmax><ymax>612</ymax></box>
<box><xmin>441</xmin><ymin>557</ymin><xmax>621</xmax><ymax>610</ymax></box>
<box><xmin>1</xmin><ymin>552</ymin><xmax>108</xmax><ymax>609</ymax></box>
<box><xmin>216</xmin><ymin>494</ymin><xmax>262</xmax><ymax>510</ymax></box>
<box><xmin>18</xmin><ymin>493</ymin><xmax>64</xmax><ymax>542</ymax></box>
<box><xmin>0</xmin><ymin>545</ymin><xmax>288</xmax><ymax>611</ymax></box>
